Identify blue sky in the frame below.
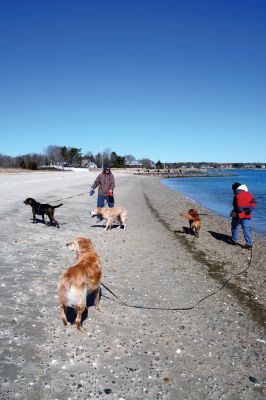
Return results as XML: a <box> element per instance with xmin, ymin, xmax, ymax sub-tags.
<box><xmin>0</xmin><ymin>0</ymin><xmax>265</xmax><ymax>163</ymax></box>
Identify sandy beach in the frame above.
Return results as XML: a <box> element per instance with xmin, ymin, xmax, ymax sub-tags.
<box><xmin>0</xmin><ymin>169</ymin><xmax>265</xmax><ymax>400</ymax></box>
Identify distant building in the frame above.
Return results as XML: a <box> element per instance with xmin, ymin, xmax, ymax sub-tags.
<box><xmin>82</xmin><ymin>159</ymin><xmax>98</xmax><ymax>168</ymax></box>
<box><xmin>220</xmin><ymin>163</ymin><xmax>232</xmax><ymax>169</ymax></box>
<box><xmin>125</xmin><ymin>161</ymin><xmax>143</xmax><ymax>168</ymax></box>
<box><xmin>243</xmin><ymin>164</ymin><xmax>256</xmax><ymax>169</ymax></box>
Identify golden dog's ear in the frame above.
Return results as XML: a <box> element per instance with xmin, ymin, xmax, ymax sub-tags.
<box><xmin>66</xmin><ymin>241</ymin><xmax>76</xmax><ymax>251</ymax></box>
<box><xmin>77</xmin><ymin>237</ymin><xmax>92</xmax><ymax>250</ymax></box>
<box><xmin>189</xmin><ymin>209</ymin><xmax>197</xmax><ymax>214</ymax></box>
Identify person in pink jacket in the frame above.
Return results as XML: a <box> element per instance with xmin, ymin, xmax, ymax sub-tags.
<box><xmin>90</xmin><ymin>164</ymin><xmax>115</xmax><ymax>208</ymax></box>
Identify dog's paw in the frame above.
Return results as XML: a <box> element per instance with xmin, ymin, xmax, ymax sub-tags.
<box><xmin>77</xmin><ymin>326</ymin><xmax>85</xmax><ymax>333</ymax></box>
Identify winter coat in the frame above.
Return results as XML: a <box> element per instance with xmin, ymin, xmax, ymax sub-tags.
<box><xmin>234</xmin><ymin>188</ymin><xmax>256</xmax><ymax>220</ymax></box>
<box><xmin>91</xmin><ymin>172</ymin><xmax>115</xmax><ymax>196</ymax></box>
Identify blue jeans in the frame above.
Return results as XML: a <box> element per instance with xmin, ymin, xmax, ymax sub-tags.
<box><xmin>97</xmin><ymin>195</ymin><xmax>114</xmax><ymax>208</ymax></box>
<box><xmin>231</xmin><ymin>217</ymin><xmax>252</xmax><ymax>246</ymax></box>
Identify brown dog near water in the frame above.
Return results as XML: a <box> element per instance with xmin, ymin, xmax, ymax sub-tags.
<box><xmin>90</xmin><ymin>206</ymin><xmax>127</xmax><ymax>230</ymax></box>
<box><xmin>58</xmin><ymin>237</ymin><xmax>101</xmax><ymax>331</ymax></box>
<box><xmin>180</xmin><ymin>208</ymin><xmax>201</xmax><ymax>238</ymax></box>
<box><xmin>23</xmin><ymin>197</ymin><xmax>63</xmax><ymax>228</ymax></box>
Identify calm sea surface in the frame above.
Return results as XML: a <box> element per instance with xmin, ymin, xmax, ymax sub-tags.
<box><xmin>162</xmin><ymin>169</ymin><xmax>266</xmax><ymax>238</ymax></box>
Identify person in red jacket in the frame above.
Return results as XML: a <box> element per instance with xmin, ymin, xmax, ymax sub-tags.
<box><xmin>230</xmin><ymin>183</ymin><xmax>256</xmax><ymax>249</ymax></box>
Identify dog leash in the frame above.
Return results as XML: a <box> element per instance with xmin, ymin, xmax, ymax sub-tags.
<box><xmin>100</xmin><ymin>249</ymin><xmax>253</xmax><ymax>311</ymax></box>
<box><xmin>51</xmin><ymin>192</ymin><xmax>88</xmax><ymax>203</ymax></box>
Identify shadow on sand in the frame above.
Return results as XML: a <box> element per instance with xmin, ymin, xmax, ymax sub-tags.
<box><xmin>174</xmin><ymin>226</ymin><xmax>193</xmax><ymax>236</ymax></box>
<box><xmin>208</xmin><ymin>231</ymin><xmax>231</xmax><ymax>243</ymax></box>
<box><xmin>29</xmin><ymin>218</ymin><xmax>66</xmax><ymax>227</ymax></box>
<box><xmin>208</xmin><ymin>231</ymin><xmax>244</xmax><ymax>247</ymax></box>
<box><xmin>90</xmin><ymin>223</ymin><xmax>122</xmax><ymax>229</ymax></box>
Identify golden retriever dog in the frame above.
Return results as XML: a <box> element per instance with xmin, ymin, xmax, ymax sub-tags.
<box><xmin>58</xmin><ymin>237</ymin><xmax>101</xmax><ymax>331</ymax></box>
<box><xmin>180</xmin><ymin>208</ymin><xmax>201</xmax><ymax>238</ymax></box>
<box><xmin>90</xmin><ymin>206</ymin><xmax>127</xmax><ymax>230</ymax></box>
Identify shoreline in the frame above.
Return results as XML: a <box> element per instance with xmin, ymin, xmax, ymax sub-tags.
<box><xmin>143</xmin><ymin>176</ymin><xmax>266</xmax><ymax>325</ymax></box>
<box><xmin>160</xmin><ymin>174</ymin><xmax>266</xmax><ymax>241</ymax></box>
<box><xmin>0</xmin><ymin>171</ymin><xmax>265</xmax><ymax>399</ymax></box>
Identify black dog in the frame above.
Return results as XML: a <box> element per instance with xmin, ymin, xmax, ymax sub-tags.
<box><xmin>24</xmin><ymin>197</ymin><xmax>63</xmax><ymax>228</ymax></box>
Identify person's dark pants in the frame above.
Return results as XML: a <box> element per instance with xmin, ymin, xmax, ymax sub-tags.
<box><xmin>97</xmin><ymin>195</ymin><xmax>114</xmax><ymax>208</ymax></box>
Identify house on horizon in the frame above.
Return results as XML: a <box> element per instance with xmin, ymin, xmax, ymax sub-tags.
<box><xmin>220</xmin><ymin>163</ymin><xmax>233</xmax><ymax>169</ymax></box>
<box><xmin>125</xmin><ymin>160</ymin><xmax>143</xmax><ymax>168</ymax></box>
<box><xmin>243</xmin><ymin>164</ymin><xmax>256</xmax><ymax>169</ymax></box>
<box><xmin>81</xmin><ymin>159</ymin><xmax>98</xmax><ymax>168</ymax></box>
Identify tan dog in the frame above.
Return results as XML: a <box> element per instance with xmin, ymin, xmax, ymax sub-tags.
<box><xmin>180</xmin><ymin>208</ymin><xmax>201</xmax><ymax>238</ymax></box>
<box><xmin>90</xmin><ymin>207</ymin><xmax>127</xmax><ymax>230</ymax></box>
<box><xmin>58</xmin><ymin>237</ymin><xmax>101</xmax><ymax>331</ymax></box>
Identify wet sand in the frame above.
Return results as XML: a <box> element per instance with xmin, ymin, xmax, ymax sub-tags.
<box><xmin>0</xmin><ymin>170</ymin><xmax>265</xmax><ymax>399</ymax></box>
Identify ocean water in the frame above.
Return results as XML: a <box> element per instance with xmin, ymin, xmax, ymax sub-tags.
<box><xmin>162</xmin><ymin>169</ymin><xmax>266</xmax><ymax>238</ymax></box>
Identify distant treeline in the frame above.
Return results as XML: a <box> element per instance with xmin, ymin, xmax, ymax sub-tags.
<box><xmin>0</xmin><ymin>145</ymin><xmax>153</xmax><ymax>169</ymax></box>
<box><xmin>0</xmin><ymin>146</ymin><xmax>264</xmax><ymax>170</ymax></box>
